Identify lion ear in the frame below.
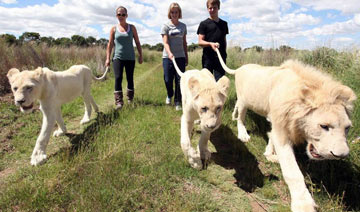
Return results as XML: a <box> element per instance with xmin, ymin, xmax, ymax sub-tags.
<box><xmin>216</xmin><ymin>76</ymin><xmax>230</xmax><ymax>97</ymax></box>
<box><xmin>7</xmin><ymin>68</ymin><xmax>20</xmax><ymax>80</ymax></box>
<box><xmin>188</xmin><ymin>77</ymin><xmax>200</xmax><ymax>97</ymax></box>
<box><xmin>299</xmin><ymin>85</ymin><xmax>317</xmax><ymax>108</ymax></box>
<box><xmin>335</xmin><ymin>85</ymin><xmax>357</xmax><ymax>114</ymax></box>
<box><xmin>33</xmin><ymin>67</ymin><xmax>44</xmax><ymax>81</ymax></box>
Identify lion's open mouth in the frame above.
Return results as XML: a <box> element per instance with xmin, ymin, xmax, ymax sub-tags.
<box><xmin>21</xmin><ymin>103</ymin><xmax>34</xmax><ymax>111</ymax></box>
<box><xmin>309</xmin><ymin>144</ymin><xmax>323</xmax><ymax>159</ymax></box>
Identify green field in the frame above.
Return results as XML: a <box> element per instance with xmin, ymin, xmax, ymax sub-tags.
<box><xmin>0</xmin><ymin>44</ymin><xmax>359</xmax><ymax>211</ymax></box>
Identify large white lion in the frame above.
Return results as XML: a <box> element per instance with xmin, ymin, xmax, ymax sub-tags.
<box><xmin>172</xmin><ymin>58</ymin><xmax>230</xmax><ymax>169</ymax></box>
<box><xmin>215</xmin><ymin>48</ymin><xmax>357</xmax><ymax>212</ymax></box>
<box><xmin>7</xmin><ymin>65</ymin><xmax>109</xmax><ymax>166</ymax></box>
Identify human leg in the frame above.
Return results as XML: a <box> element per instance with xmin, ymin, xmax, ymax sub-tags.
<box><xmin>174</xmin><ymin>57</ymin><xmax>186</xmax><ymax>109</ymax></box>
<box><xmin>124</xmin><ymin>60</ymin><xmax>135</xmax><ymax>103</ymax></box>
<box><xmin>163</xmin><ymin>58</ymin><xmax>175</xmax><ymax>104</ymax></box>
<box><xmin>113</xmin><ymin>59</ymin><xmax>124</xmax><ymax>92</ymax></box>
<box><xmin>113</xmin><ymin>59</ymin><xmax>124</xmax><ymax>108</ymax></box>
<box><xmin>202</xmin><ymin>57</ymin><xmax>215</xmax><ymax>76</ymax></box>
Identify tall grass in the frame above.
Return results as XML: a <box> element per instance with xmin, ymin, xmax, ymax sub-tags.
<box><xmin>0</xmin><ymin>40</ymin><xmax>107</xmax><ymax>96</ymax></box>
<box><xmin>189</xmin><ymin>47</ymin><xmax>301</xmax><ymax>70</ymax></box>
<box><xmin>0</xmin><ymin>40</ymin><xmax>163</xmax><ymax>96</ymax></box>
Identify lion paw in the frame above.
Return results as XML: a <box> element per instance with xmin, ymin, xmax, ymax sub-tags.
<box><xmin>53</xmin><ymin>129</ymin><xmax>65</xmax><ymax>137</ymax></box>
<box><xmin>291</xmin><ymin>201</ymin><xmax>317</xmax><ymax>212</ymax></box>
<box><xmin>238</xmin><ymin>132</ymin><xmax>250</xmax><ymax>142</ymax></box>
<box><xmin>188</xmin><ymin>157</ymin><xmax>202</xmax><ymax>170</ymax></box>
<box><xmin>264</xmin><ymin>149</ymin><xmax>278</xmax><ymax>163</ymax></box>
<box><xmin>31</xmin><ymin>153</ymin><xmax>47</xmax><ymax>166</ymax></box>
<box><xmin>264</xmin><ymin>154</ymin><xmax>279</xmax><ymax>163</ymax></box>
<box><xmin>80</xmin><ymin>117</ymin><xmax>90</xmax><ymax>124</ymax></box>
<box><xmin>291</xmin><ymin>192</ymin><xmax>317</xmax><ymax>212</ymax></box>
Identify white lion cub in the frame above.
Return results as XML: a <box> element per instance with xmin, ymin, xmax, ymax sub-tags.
<box><xmin>172</xmin><ymin>58</ymin><xmax>230</xmax><ymax>169</ymax></box>
<box><xmin>7</xmin><ymin>65</ymin><xmax>109</xmax><ymax>166</ymax></box>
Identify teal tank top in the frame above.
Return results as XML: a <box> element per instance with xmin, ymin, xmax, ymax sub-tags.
<box><xmin>113</xmin><ymin>24</ymin><xmax>135</xmax><ymax>61</ymax></box>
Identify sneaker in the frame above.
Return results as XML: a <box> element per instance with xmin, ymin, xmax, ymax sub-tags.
<box><xmin>166</xmin><ymin>97</ymin><xmax>171</xmax><ymax>105</ymax></box>
<box><xmin>175</xmin><ymin>105</ymin><xmax>182</xmax><ymax>111</ymax></box>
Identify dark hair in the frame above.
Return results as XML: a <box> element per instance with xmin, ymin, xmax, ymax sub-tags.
<box><xmin>206</xmin><ymin>0</ymin><xmax>220</xmax><ymax>9</ymax></box>
<box><xmin>116</xmin><ymin>6</ymin><xmax>127</xmax><ymax>14</ymax></box>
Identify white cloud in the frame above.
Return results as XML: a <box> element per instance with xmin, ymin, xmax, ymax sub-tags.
<box><xmin>0</xmin><ymin>0</ymin><xmax>359</xmax><ymax>49</ymax></box>
<box><xmin>302</xmin><ymin>17</ymin><xmax>360</xmax><ymax>37</ymax></box>
<box><xmin>293</xmin><ymin>0</ymin><xmax>360</xmax><ymax>15</ymax></box>
<box><xmin>0</xmin><ymin>0</ymin><xmax>17</xmax><ymax>4</ymax></box>
<box><xmin>334</xmin><ymin>37</ymin><xmax>354</xmax><ymax>42</ymax></box>
<box><xmin>354</xmin><ymin>14</ymin><xmax>360</xmax><ymax>25</ymax></box>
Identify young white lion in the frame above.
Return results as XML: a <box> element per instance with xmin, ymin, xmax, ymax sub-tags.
<box><xmin>7</xmin><ymin>65</ymin><xmax>109</xmax><ymax>166</ymax></box>
<box><xmin>215</xmin><ymin>48</ymin><xmax>356</xmax><ymax>212</ymax></box>
<box><xmin>172</xmin><ymin>58</ymin><xmax>230</xmax><ymax>169</ymax></box>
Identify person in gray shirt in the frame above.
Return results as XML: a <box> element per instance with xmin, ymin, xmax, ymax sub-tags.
<box><xmin>161</xmin><ymin>2</ymin><xmax>188</xmax><ymax>111</ymax></box>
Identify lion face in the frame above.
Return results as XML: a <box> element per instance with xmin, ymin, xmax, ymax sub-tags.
<box><xmin>187</xmin><ymin>75</ymin><xmax>230</xmax><ymax>133</ymax></box>
<box><xmin>7</xmin><ymin>68</ymin><xmax>43</xmax><ymax>113</ymax></box>
<box><xmin>303</xmin><ymin>104</ymin><xmax>351</xmax><ymax>160</ymax></box>
<box><xmin>194</xmin><ymin>90</ymin><xmax>226</xmax><ymax>132</ymax></box>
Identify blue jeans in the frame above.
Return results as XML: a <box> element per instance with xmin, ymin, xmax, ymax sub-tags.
<box><xmin>162</xmin><ymin>57</ymin><xmax>186</xmax><ymax>105</ymax></box>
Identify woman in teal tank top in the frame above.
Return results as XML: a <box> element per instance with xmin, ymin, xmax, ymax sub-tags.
<box><xmin>105</xmin><ymin>6</ymin><xmax>143</xmax><ymax>109</ymax></box>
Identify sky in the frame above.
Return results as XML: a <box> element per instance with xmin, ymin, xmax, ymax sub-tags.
<box><xmin>0</xmin><ymin>0</ymin><xmax>360</xmax><ymax>50</ymax></box>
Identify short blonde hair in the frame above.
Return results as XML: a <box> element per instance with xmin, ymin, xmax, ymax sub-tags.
<box><xmin>167</xmin><ymin>2</ymin><xmax>182</xmax><ymax>19</ymax></box>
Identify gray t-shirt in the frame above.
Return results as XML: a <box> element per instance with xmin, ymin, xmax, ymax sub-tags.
<box><xmin>161</xmin><ymin>21</ymin><xmax>187</xmax><ymax>58</ymax></box>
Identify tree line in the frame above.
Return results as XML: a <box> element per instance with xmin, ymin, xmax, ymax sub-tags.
<box><xmin>0</xmin><ymin>32</ymin><xmax>295</xmax><ymax>53</ymax></box>
<box><xmin>1</xmin><ymin>32</ymin><xmax>108</xmax><ymax>47</ymax></box>
<box><xmin>0</xmin><ymin>32</ymin><xmax>203</xmax><ymax>52</ymax></box>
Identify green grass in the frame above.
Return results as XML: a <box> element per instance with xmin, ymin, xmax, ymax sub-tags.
<box><xmin>0</xmin><ymin>47</ymin><xmax>359</xmax><ymax>211</ymax></box>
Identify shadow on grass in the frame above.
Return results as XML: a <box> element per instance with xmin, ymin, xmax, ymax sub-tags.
<box><xmin>246</xmin><ymin>110</ymin><xmax>271</xmax><ymax>140</ymax></box>
<box><xmin>49</xmin><ymin>98</ymin><xmax>167</xmax><ymax>161</ymax></box>
<box><xmin>132</xmin><ymin>99</ymin><xmax>173</xmax><ymax>107</ymax></box>
<box><xmin>210</xmin><ymin>125</ymin><xmax>266</xmax><ymax>192</ymax></box>
<box><xmin>52</xmin><ymin>110</ymin><xmax>120</xmax><ymax>158</ymax></box>
<box><xmin>293</xmin><ymin>145</ymin><xmax>360</xmax><ymax>210</ymax></box>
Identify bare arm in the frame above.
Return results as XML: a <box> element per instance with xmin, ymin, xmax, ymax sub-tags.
<box><xmin>198</xmin><ymin>34</ymin><xmax>219</xmax><ymax>50</ymax></box>
<box><xmin>132</xmin><ymin>25</ymin><xmax>143</xmax><ymax>64</ymax></box>
<box><xmin>162</xmin><ymin>34</ymin><xmax>173</xmax><ymax>60</ymax></box>
<box><xmin>105</xmin><ymin>26</ymin><xmax>115</xmax><ymax>67</ymax></box>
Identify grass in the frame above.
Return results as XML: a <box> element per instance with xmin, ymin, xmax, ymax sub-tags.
<box><xmin>0</xmin><ymin>44</ymin><xmax>359</xmax><ymax>211</ymax></box>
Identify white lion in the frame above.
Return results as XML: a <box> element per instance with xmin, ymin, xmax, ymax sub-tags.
<box><xmin>215</xmin><ymin>48</ymin><xmax>356</xmax><ymax>212</ymax></box>
<box><xmin>172</xmin><ymin>58</ymin><xmax>230</xmax><ymax>169</ymax></box>
<box><xmin>7</xmin><ymin>65</ymin><xmax>109</xmax><ymax>166</ymax></box>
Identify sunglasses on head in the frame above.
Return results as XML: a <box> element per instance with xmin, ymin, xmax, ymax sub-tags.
<box><xmin>117</xmin><ymin>13</ymin><xmax>126</xmax><ymax>17</ymax></box>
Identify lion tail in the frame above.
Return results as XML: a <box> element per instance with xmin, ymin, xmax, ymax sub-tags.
<box><xmin>172</xmin><ymin>57</ymin><xmax>184</xmax><ymax>78</ymax></box>
<box><xmin>93</xmin><ymin>66</ymin><xmax>110</xmax><ymax>81</ymax></box>
<box><xmin>172</xmin><ymin>57</ymin><xmax>184</xmax><ymax>77</ymax></box>
<box><xmin>215</xmin><ymin>48</ymin><xmax>236</xmax><ymax>75</ymax></box>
